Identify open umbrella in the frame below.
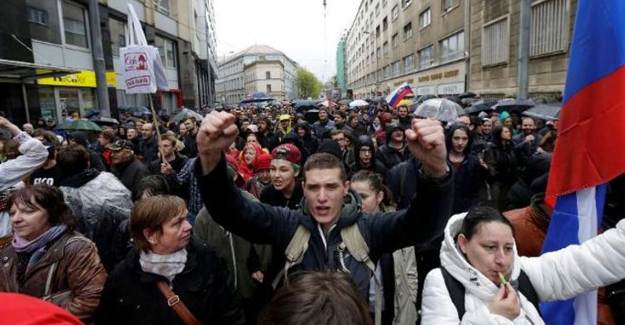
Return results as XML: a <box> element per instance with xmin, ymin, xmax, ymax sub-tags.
<box><xmin>293</xmin><ymin>99</ymin><xmax>318</xmax><ymax>111</ymax></box>
<box><xmin>93</xmin><ymin>117</ymin><xmax>120</xmax><ymax>127</ymax></box>
<box><xmin>413</xmin><ymin>98</ymin><xmax>462</xmax><ymax>123</ymax></box>
<box><xmin>349</xmin><ymin>99</ymin><xmax>369</xmax><ymax>108</ymax></box>
<box><xmin>173</xmin><ymin>108</ymin><xmax>203</xmax><ymax>123</ymax></box>
<box><xmin>338</xmin><ymin>99</ymin><xmax>351</xmax><ymax>105</ymax></box>
<box><xmin>304</xmin><ymin>109</ymin><xmax>320</xmax><ymax>124</ymax></box>
<box><xmin>465</xmin><ymin>99</ymin><xmax>498</xmax><ymax>114</ymax></box>
<box><xmin>522</xmin><ymin>103</ymin><xmax>561</xmax><ymax>121</ymax></box>
<box><xmin>56</xmin><ymin>120</ymin><xmax>102</xmax><ymax>132</ymax></box>
<box><xmin>493</xmin><ymin>98</ymin><xmax>535</xmax><ymax>112</ymax></box>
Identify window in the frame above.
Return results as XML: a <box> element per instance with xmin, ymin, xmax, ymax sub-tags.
<box><xmin>27</xmin><ymin>6</ymin><xmax>48</xmax><ymax>25</ymax></box>
<box><xmin>382</xmin><ymin>0</ymin><xmax>387</xmax><ymax>7</ymax></box>
<box><xmin>392</xmin><ymin>61</ymin><xmax>401</xmax><ymax>76</ymax></box>
<box><xmin>402</xmin><ymin>0</ymin><xmax>412</xmax><ymax>8</ymax></box>
<box><xmin>391</xmin><ymin>5</ymin><xmax>399</xmax><ymax>20</ymax></box>
<box><xmin>392</xmin><ymin>33</ymin><xmax>399</xmax><ymax>48</ymax></box>
<box><xmin>418</xmin><ymin>46</ymin><xmax>433</xmax><ymax>69</ymax></box>
<box><xmin>156</xmin><ymin>0</ymin><xmax>171</xmax><ymax>15</ymax></box>
<box><xmin>403</xmin><ymin>22</ymin><xmax>413</xmax><ymax>40</ymax></box>
<box><xmin>442</xmin><ymin>0</ymin><xmax>458</xmax><ymax>11</ymax></box>
<box><xmin>109</xmin><ymin>18</ymin><xmax>126</xmax><ymax>56</ymax></box>
<box><xmin>482</xmin><ymin>18</ymin><xmax>509</xmax><ymax>65</ymax></box>
<box><xmin>266</xmin><ymin>84</ymin><xmax>272</xmax><ymax>93</ymax></box>
<box><xmin>403</xmin><ymin>54</ymin><xmax>415</xmax><ymax>72</ymax></box>
<box><xmin>375</xmin><ymin>3</ymin><xmax>380</xmax><ymax>16</ymax></box>
<box><xmin>530</xmin><ymin>0</ymin><xmax>567</xmax><ymax>56</ymax></box>
<box><xmin>155</xmin><ymin>36</ymin><xmax>177</xmax><ymax>68</ymax></box>
<box><xmin>439</xmin><ymin>31</ymin><xmax>464</xmax><ymax>63</ymax></box>
<box><xmin>376</xmin><ymin>47</ymin><xmax>381</xmax><ymax>58</ymax></box>
<box><xmin>376</xmin><ymin>25</ymin><xmax>380</xmax><ymax>37</ymax></box>
<box><xmin>419</xmin><ymin>8</ymin><xmax>431</xmax><ymax>28</ymax></box>
<box><xmin>383</xmin><ymin>41</ymin><xmax>389</xmax><ymax>55</ymax></box>
<box><xmin>266</xmin><ymin>71</ymin><xmax>271</xmax><ymax>79</ymax></box>
<box><xmin>27</xmin><ymin>0</ymin><xmax>61</xmax><ymax>44</ymax></box>
<box><xmin>382</xmin><ymin>17</ymin><xmax>388</xmax><ymax>31</ymax></box>
<box><xmin>62</xmin><ymin>1</ymin><xmax>89</xmax><ymax>48</ymax></box>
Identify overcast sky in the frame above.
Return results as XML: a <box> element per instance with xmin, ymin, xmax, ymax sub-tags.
<box><xmin>214</xmin><ymin>0</ymin><xmax>361</xmax><ymax>82</ymax></box>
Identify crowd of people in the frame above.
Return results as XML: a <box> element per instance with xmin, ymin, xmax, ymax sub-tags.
<box><xmin>0</xmin><ymin>97</ymin><xmax>624</xmax><ymax>325</ymax></box>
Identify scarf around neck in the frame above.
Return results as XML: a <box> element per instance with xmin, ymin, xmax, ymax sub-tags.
<box><xmin>139</xmin><ymin>248</ymin><xmax>188</xmax><ymax>282</ymax></box>
<box><xmin>12</xmin><ymin>224</ymin><xmax>67</xmax><ymax>253</ymax></box>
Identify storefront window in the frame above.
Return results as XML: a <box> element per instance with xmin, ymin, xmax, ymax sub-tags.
<box><xmin>27</xmin><ymin>0</ymin><xmax>62</xmax><ymax>44</ymax></box>
<box><xmin>38</xmin><ymin>87</ymin><xmax>57</xmax><ymax>122</ymax></box>
<box><xmin>62</xmin><ymin>1</ymin><xmax>89</xmax><ymax>48</ymax></box>
<box><xmin>58</xmin><ymin>88</ymin><xmax>80</xmax><ymax>117</ymax></box>
<box><xmin>80</xmin><ymin>88</ymin><xmax>96</xmax><ymax>116</ymax></box>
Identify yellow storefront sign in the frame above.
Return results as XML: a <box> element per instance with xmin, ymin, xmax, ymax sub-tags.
<box><xmin>37</xmin><ymin>70</ymin><xmax>117</xmax><ymax>88</ymax></box>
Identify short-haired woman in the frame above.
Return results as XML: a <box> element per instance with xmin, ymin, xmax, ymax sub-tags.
<box><xmin>0</xmin><ymin>185</ymin><xmax>106</xmax><ymax>322</ymax></box>
<box><xmin>421</xmin><ymin>206</ymin><xmax>625</xmax><ymax>324</ymax></box>
<box><xmin>95</xmin><ymin>195</ymin><xmax>243</xmax><ymax>325</ymax></box>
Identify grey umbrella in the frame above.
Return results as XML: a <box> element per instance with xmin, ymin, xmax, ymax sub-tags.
<box><xmin>522</xmin><ymin>103</ymin><xmax>561</xmax><ymax>121</ymax></box>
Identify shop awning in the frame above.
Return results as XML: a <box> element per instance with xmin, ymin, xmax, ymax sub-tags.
<box><xmin>0</xmin><ymin>58</ymin><xmax>80</xmax><ymax>81</ymax></box>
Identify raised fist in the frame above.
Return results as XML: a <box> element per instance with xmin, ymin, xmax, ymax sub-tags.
<box><xmin>405</xmin><ymin>118</ymin><xmax>448</xmax><ymax>178</ymax></box>
<box><xmin>197</xmin><ymin>111</ymin><xmax>239</xmax><ymax>174</ymax></box>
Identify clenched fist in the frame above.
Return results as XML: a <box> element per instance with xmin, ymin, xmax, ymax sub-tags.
<box><xmin>405</xmin><ymin>118</ymin><xmax>448</xmax><ymax>178</ymax></box>
<box><xmin>197</xmin><ymin>111</ymin><xmax>239</xmax><ymax>175</ymax></box>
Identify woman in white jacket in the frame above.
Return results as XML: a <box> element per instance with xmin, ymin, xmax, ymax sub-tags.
<box><xmin>421</xmin><ymin>206</ymin><xmax>625</xmax><ymax>324</ymax></box>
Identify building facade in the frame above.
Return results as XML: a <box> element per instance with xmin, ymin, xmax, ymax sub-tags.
<box><xmin>216</xmin><ymin>45</ymin><xmax>298</xmax><ymax>105</ymax></box>
<box><xmin>0</xmin><ymin>0</ymin><xmax>218</xmax><ymax>126</ymax></box>
<box><xmin>468</xmin><ymin>0</ymin><xmax>575</xmax><ymax>99</ymax></box>
<box><xmin>345</xmin><ymin>0</ymin><xmax>467</xmax><ymax>99</ymax></box>
<box><xmin>344</xmin><ymin>0</ymin><xmax>576</xmax><ymax>100</ymax></box>
<box><xmin>336</xmin><ymin>35</ymin><xmax>347</xmax><ymax>95</ymax></box>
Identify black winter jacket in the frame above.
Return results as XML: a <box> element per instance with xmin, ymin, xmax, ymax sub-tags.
<box><xmin>197</xmin><ymin>157</ymin><xmax>453</xmax><ymax>298</ymax></box>
<box><xmin>112</xmin><ymin>158</ymin><xmax>149</xmax><ymax>194</ymax></box>
<box><xmin>95</xmin><ymin>239</ymin><xmax>244</xmax><ymax>325</ymax></box>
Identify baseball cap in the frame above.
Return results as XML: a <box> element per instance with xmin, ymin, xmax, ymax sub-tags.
<box><xmin>107</xmin><ymin>139</ymin><xmax>134</xmax><ymax>151</ymax></box>
<box><xmin>271</xmin><ymin>143</ymin><xmax>302</xmax><ymax>165</ymax></box>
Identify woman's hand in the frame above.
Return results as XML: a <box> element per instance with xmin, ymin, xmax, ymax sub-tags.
<box><xmin>488</xmin><ymin>283</ymin><xmax>520</xmax><ymax>320</ymax></box>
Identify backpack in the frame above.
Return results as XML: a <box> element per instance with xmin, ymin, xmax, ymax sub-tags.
<box><xmin>272</xmin><ymin>224</ymin><xmax>383</xmax><ymax>325</ymax></box>
<box><xmin>440</xmin><ymin>266</ymin><xmax>541</xmax><ymax>320</ymax></box>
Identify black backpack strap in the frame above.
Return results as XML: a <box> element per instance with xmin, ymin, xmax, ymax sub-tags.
<box><xmin>440</xmin><ymin>267</ymin><xmax>466</xmax><ymax>319</ymax></box>
<box><xmin>517</xmin><ymin>270</ymin><xmax>541</xmax><ymax>316</ymax></box>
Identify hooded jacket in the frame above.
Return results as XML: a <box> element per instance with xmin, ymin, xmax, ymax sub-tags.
<box><xmin>421</xmin><ymin>213</ymin><xmax>625</xmax><ymax>324</ymax></box>
<box><xmin>351</xmin><ymin>135</ymin><xmax>388</xmax><ymax>177</ymax></box>
<box><xmin>377</xmin><ymin>125</ymin><xmax>410</xmax><ymax>170</ymax></box>
<box><xmin>197</xmin><ymin>156</ymin><xmax>453</xmax><ymax>298</ymax></box>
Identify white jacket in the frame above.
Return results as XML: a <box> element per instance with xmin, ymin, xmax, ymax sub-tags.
<box><xmin>0</xmin><ymin>132</ymin><xmax>47</xmax><ymax>191</ymax></box>
<box><xmin>421</xmin><ymin>213</ymin><xmax>625</xmax><ymax>325</ymax></box>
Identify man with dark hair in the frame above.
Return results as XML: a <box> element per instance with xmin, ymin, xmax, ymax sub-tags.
<box><xmin>109</xmin><ymin>140</ymin><xmax>149</xmax><ymax>193</ymax></box>
<box><xmin>312</xmin><ymin>107</ymin><xmax>336</xmax><ymax>138</ymax></box>
<box><xmin>57</xmin><ymin>143</ymin><xmax>132</xmax><ymax>270</ymax></box>
<box><xmin>195</xmin><ymin>111</ymin><xmax>453</xmax><ymax>311</ymax></box>
<box><xmin>149</xmin><ymin>134</ymin><xmax>188</xmax><ymax>197</ymax></box>
<box><xmin>376</xmin><ymin>124</ymin><xmax>410</xmax><ymax>171</ymax></box>
<box><xmin>137</xmin><ymin>122</ymin><xmax>158</xmax><ymax>162</ymax></box>
<box><xmin>182</xmin><ymin>117</ymin><xmax>199</xmax><ymax>158</ymax></box>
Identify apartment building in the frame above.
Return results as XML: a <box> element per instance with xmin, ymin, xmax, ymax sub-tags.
<box><xmin>216</xmin><ymin>45</ymin><xmax>298</xmax><ymax>105</ymax></box>
<box><xmin>345</xmin><ymin>0</ymin><xmax>467</xmax><ymax>98</ymax></box>
<box><xmin>0</xmin><ymin>0</ymin><xmax>218</xmax><ymax>125</ymax></box>
<box><xmin>468</xmin><ymin>0</ymin><xmax>575</xmax><ymax>98</ymax></box>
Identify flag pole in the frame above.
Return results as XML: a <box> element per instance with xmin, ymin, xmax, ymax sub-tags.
<box><xmin>147</xmin><ymin>94</ymin><xmax>166</xmax><ymax>163</ymax></box>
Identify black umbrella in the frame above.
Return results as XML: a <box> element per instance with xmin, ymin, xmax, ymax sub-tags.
<box><xmin>522</xmin><ymin>103</ymin><xmax>561</xmax><ymax>121</ymax></box>
<box><xmin>465</xmin><ymin>99</ymin><xmax>498</xmax><ymax>114</ymax></box>
<box><xmin>493</xmin><ymin>98</ymin><xmax>535</xmax><ymax>112</ymax></box>
<box><xmin>293</xmin><ymin>100</ymin><xmax>318</xmax><ymax>111</ymax></box>
<box><xmin>458</xmin><ymin>92</ymin><xmax>477</xmax><ymax>99</ymax></box>
<box><xmin>304</xmin><ymin>109</ymin><xmax>320</xmax><ymax>124</ymax></box>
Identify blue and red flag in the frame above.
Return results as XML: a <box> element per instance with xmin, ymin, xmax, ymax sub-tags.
<box><xmin>541</xmin><ymin>1</ymin><xmax>625</xmax><ymax>324</ymax></box>
<box><xmin>385</xmin><ymin>82</ymin><xmax>414</xmax><ymax>108</ymax></box>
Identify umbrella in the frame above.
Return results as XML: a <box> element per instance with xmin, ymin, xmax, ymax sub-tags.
<box><xmin>338</xmin><ymin>99</ymin><xmax>351</xmax><ymax>105</ymax></box>
<box><xmin>493</xmin><ymin>98</ymin><xmax>535</xmax><ymax>112</ymax></box>
<box><xmin>293</xmin><ymin>100</ymin><xmax>318</xmax><ymax>111</ymax></box>
<box><xmin>458</xmin><ymin>92</ymin><xmax>477</xmax><ymax>99</ymax></box>
<box><xmin>56</xmin><ymin>120</ymin><xmax>102</xmax><ymax>132</ymax></box>
<box><xmin>522</xmin><ymin>103</ymin><xmax>561</xmax><ymax>121</ymax></box>
<box><xmin>173</xmin><ymin>108</ymin><xmax>203</xmax><ymax>123</ymax></box>
<box><xmin>304</xmin><ymin>109</ymin><xmax>320</xmax><ymax>124</ymax></box>
<box><xmin>119</xmin><ymin>106</ymin><xmax>151</xmax><ymax>118</ymax></box>
<box><xmin>415</xmin><ymin>94</ymin><xmax>437</xmax><ymax>105</ymax></box>
<box><xmin>92</xmin><ymin>117</ymin><xmax>120</xmax><ymax>127</ymax></box>
<box><xmin>349</xmin><ymin>99</ymin><xmax>369</xmax><ymax>108</ymax></box>
<box><xmin>413</xmin><ymin>98</ymin><xmax>462</xmax><ymax>123</ymax></box>
<box><xmin>319</xmin><ymin>100</ymin><xmax>337</xmax><ymax>108</ymax></box>
<box><xmin>465</xmin><ymin>99</ymin><xmax>498</xmax><ymax>114</ymax></box>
